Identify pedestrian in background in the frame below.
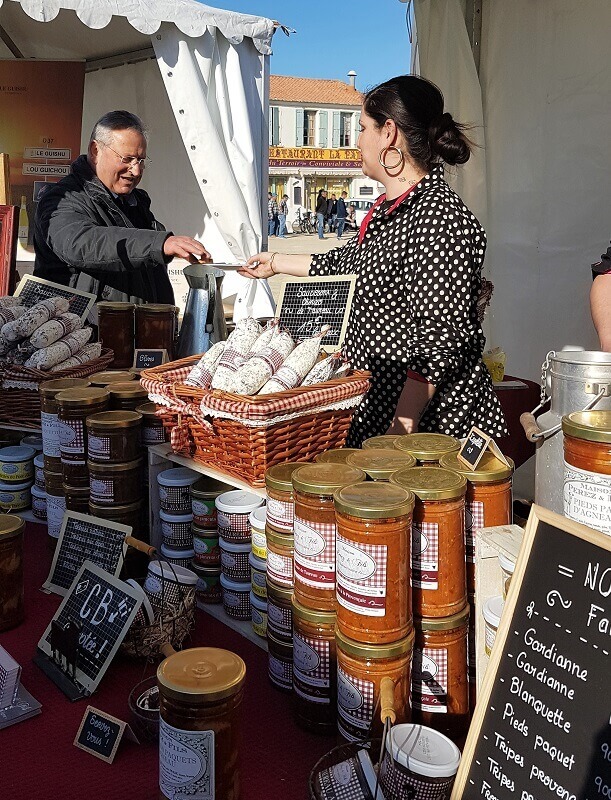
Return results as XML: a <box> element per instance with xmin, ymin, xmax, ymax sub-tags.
<box><xmin>278</xmin><ymin>194</ymin><xmax>289</xmax><ymax>238</ymax></box>
<box><xmin>315</xmin><ymin>189</ymin><xmax>328</xmax><ymax>239</ymax></box>
<box><xmin>328</xmin><ymin>193</ymin><xmax>337</xmax><ymax>233</ymax></box>
<box><xmin>335</xmin><ymin>191</ymin><xmax>348</xmax><ymax>239</ymax></box>
<box><xmin>268</xmin><ymin>192</ymin><xmax>279</xmax><ymax>237</ymax></box>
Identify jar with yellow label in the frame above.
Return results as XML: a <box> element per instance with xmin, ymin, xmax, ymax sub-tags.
<box><xmin>439</xmin><ymin>451</ymin><xmax>514</xmax><ymax>595</ymax></box>
<box><xmin>361</xmin><ymin>435</ymin><xmax>399</xmax><ymax>450</ymax></box>
<box><xmin>56</xmin><ymin>387</ymin><xmax>110</xmax><ymax>486</ymax></box>
<box><xmin>334</xmin><ymin>481</ymin><xmax>414</xmax><ymax>644</ymax></box>
<box><xmin>158</xmin><ymin>647</ymin><xmax>245</xmax><ymax>800</ymax></box>
<box><xmin>40</xmin><ymin>378</ymin><xmax>91</xmax><ymax>472</ymax></box>
<box><xmin>413</xmin><ymin>605</ymin><xmax>470</xmax><ymax>742</ymax></box>
<box><xmin>97</xmin><ymin>302</ymin><xmax>135</xmax><ymax>368</ymax></box>
<box><xmin>86</xmin><ymin>411</ymin><xmax>142</xmax><ymax>463</ymax></box>
<box><xmin>292</xmin><ymin>599</ymin><xmax>337</xmax><ymax>733</ymax></box>
<box><xmin>394</xmin><ymin>433</ymin><xmax>461</xmax><ymax>465</ymax></box>
<box><xmin>346</xmin><ymin>448</ymin><xmax>417</xmax><ymax>481</ymax></box>
<box><xmin>0</xmin><ymin>514</ymin><xmax>24</xmax><ymax>631</ymax></box>
<box><xmin>292</xmin><ymin>463</ymin><xmax>366</xmax><ymax>612</ymax></box>
<box><xmin>314</xmin><ymin>448</ymin><xmax>361</xmax><ymax>464</ymax></box>
<box><xmin>336</xmin><ymin>628</ymin><xmax>413</xmax><ymax>742</ymax></box>
<box><xmin>391</xmin><ymin>467</ymin><xmax>467</xmax><ymax>618</ymax></box>
<box><xmin>265</xmin><ymin>461</ymin><xmax>307</xmax><ymax>534</ymax></box>
<box><xmin>108</xmin><ymin>382</ymin><xmax>149</xmax><ymax>412</ymax></box>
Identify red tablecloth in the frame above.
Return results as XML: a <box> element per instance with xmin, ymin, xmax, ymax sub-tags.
<box><xmin>1</xmin><ymin>523</ymin><xmax>335</xmax><ymax>800</ymax></box>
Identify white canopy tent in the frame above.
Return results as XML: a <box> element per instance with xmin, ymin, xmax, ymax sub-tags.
<box><xmin>412</xmin><ymin>0</ymin><xmax>606</xmax><ymax>381</ymax></box>
<box><xmin>0</xmin><ymin>0</ymin><xmax>278</xmax><ymax>318</ymax></box>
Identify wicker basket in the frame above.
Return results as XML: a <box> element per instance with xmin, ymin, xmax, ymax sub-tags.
<box><xmin>121</xmin><ymin>588</ymin><xmax>196</xmax><ymax>660</ymax></box>
<box><xmin>0</xmin><ymin>348</ymin><xmax>114</xmax><ymax>429</ymax></box>
<box><xmin>141</xmin><ymin>355</ymin><xmax>370</xmax><ymax>486</ymax></box>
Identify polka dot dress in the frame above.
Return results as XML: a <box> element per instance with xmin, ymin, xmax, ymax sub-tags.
<box><xmin>310</xmin><ymin>164</ymin><xmax>508</xmax><ymax>447</ymax></box>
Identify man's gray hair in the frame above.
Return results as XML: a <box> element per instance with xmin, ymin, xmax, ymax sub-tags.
<box><xmin>89</xmin><ymin>111</ymin><xmax>147</xmax><ymax>145</ymax></box>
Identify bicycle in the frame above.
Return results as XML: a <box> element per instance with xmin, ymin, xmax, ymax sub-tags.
<box><xmin>292</xmin><ymin>209</ymin><xmax>316</xmax><ymax>234</ymax></box>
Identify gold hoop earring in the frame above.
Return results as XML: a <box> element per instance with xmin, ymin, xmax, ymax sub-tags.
<box><xmin>378</xmin><ymin>145</ymin><xmax>405</xmax><ymax>170</ymax></box>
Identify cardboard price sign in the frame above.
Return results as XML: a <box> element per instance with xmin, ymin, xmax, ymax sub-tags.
<box><xmin>452</xmin><ymin>506</ymin><xmax>611</xmax><ymax>800</ymax></box>
<box><xmin>133</xmin><ymin>349</ymin><xmax>168</xmax><ymax>370</ymax></box>
<box><xmin>457</xmin><ymin>426</ymin><xmax>511</xmax><ymax>470</ymax></box>
<box><xmin>74</xmin><ymin>706</ymin><xmax>138</xmax><ymax>763</ymax></box>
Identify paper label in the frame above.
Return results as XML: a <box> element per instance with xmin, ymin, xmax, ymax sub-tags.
<box><xmin>563</xmin><ymin>461</ymin><xmax>611</xmax><ymax>535</ymax></box>
<box><xmin>266</xmin><ymin>497</ymin><xmax>294</xmax><ymax>532</ymax></box>
<box><xmin>46</xmin><ymin>494</ymin><xmax>66</xmax><ymax>539</ymax></box>
<box><xmin>267</xmin><ymin>549</ymin><xmax>293</xmax><ymax>586</ymax></box>
<box><xmin>192</xmin><ymin>499</ymin><xmax>217</xmax><ymax>528</ymax></box>
<box><xmin>58</xmin><ymin>418</ymin><xmax>85</xmax><ymax>457</ymax></box>
<box><xmin>87</xmin><ymin>434</ymin><xmax>110</xmax><ymax>459</ymax></box>
<box><xmin>336</xmin><ymin>534</ymin><xmax>387</xmax><ymax>617</ymax></box>
<box><xmin>293</xmin><ymin>516</ymin><xmax>335</xmax><ymax>589</ymax></box>
<box><xmin>413</xmin><ymin>647</ymin><xmax>448</xmax><ymax>713</ymax></box>
<box><xmin>41</xmin><ymin>411</ymin><xmax>60</xmax><ymax>458</ymax></box>
<box><xmin>293</xmin><ymin>632</ymin><xmax>330</xmax><ymax>703</ymax></box>
<box><xmin>465</xmin><ymin>500</ymin><xmax>484</xmax><ymax>564</ymax></box>
<box><xmin>411</xmin><ymin>521</ymin><xmax>439</xmax><ymax>589</ymax></box>
<box><xmin>337</xmin><ymin>667</ymin><xmax>374</xmax><ymax>742</ymax></box>
<box><xmin>159</xmin><ymin>719</ymin><xmax>214</xmax><ymax>800</ymax></box>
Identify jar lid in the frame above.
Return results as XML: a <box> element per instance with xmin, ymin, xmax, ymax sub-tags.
<box><xmin>87</xmin><ymin>457</ymin><xmax>143</xmax><ymax>473</ymax></box>
<box><xmin>0</xmin><ymin>514</ymin><xmax>24</xmax><ymax>541</ymax></box>
<box><xmin>265</xmin><ymin>462</ymin><xmax>309</xmax><ymax>492</ymax></box>
<box><xmin>249</xmin><ymin>506</ymin><xmax>267</xmax><ymax>532</ymax></box>
<box><xmin>249</xmin><ymin>551</ymin><xmax>267</xmax><ymax>571</ymax></box>
<box><xmin>148</xmin><ymin>559</ymin><xmax>198</xmax><ymax>585</ymax></box>
<box><xmin>97</xmin><ymin>301</ymin><xmax>135</xmax><ymax>311</ymax></box>
<box><xmin>136</xmin><ymin>303</ymin><xmax>178</xmax><ymax>314</ymax></box>
<box><xmin>315</xmin><ymin>448</ymin><xmax>361</xmax><ymax>464</ymax></box>
<box><xmin>336</xmin><ymin>628</ymin><xmax>414</xmax><ymax>659</ymax></box>
<box><xmin>292</xmin><ymin>463</ymin><xmax>366</xmax><ymax>496</ymax></box>
<box><xmin>0</xmin><ymin>445</ymin><xmax>36</xmax><ymax>462</ymax></box>
<box><xmin>0</xmin><ymin>479</ymin><xmax>32</xmax><ymax>491</ymax></box>
<box><xmin>219</xmin><ymin>536</ymin><xmax>251</xmax><ymax>553</ymax></box>
<box><xmin>264</xmin><ymin>527</ymin><xmax>294</xmax><ymax>547</ymax></box>
<box><xmin>390</xmin><ymin>467</ymin><xmax>466</xmax><ymax>501</ymax></box>
<box><xmin>40</xmin><ymin>377</ymin><xmax>91</xmax><ymax>397</ymax></box>
<box><xmin>266</xmin><ymin>577</ymin><xmax>293</xmax><ymax>599</ymax></box>
<box><xmin>334</xmin><ymin>482</ymin><xmax>415</xmax><ymax>519</ymax></box>
<box><xmin>55</xmin><ymin>387</ymin><xmax>110</xmax><ymax>406</ymax></box>
<box><xmin>361</xmin><ymin>435</ymin><xmax>399</xmax><ymax>450</ymax></box>
<box><xmin>438</xmin><ymin>450</ymin><xmax>514</xmax><ymax>482</ymax></box>
<box><xmin>498</xmin><ymin>552</ymin><xmax>516</xmax><ymax>574</ymax></box>
<box><xmin>483</xmin><ymin>595</ymin><xmax>504</xmax><ymax>627</ymax></box>
<box><xmin>160</xmin><ymin>544</ymin><xmax>195</xmax><ymax>559</ymax></box>
<box><xmin>135</xmin><ymin>402</ymin><xmax>159</xmax><ymax>418</ymax></box>
<box><xmin>291</xmin><ymin>597</ymin><xmax>335</xmax><ymax>624</ymax></box>
<box><xmin>108</xmin><ymin>382</ymin><xmax>148</xmax><ymax>400</ymax></box>
<box><xmin>250</xmin><ymin>591</ymin><xmax>268</xmax><ymax>612</ymax></box>
<box><xmin>89</xmin><ymin>499</ymin><xmax>143</xmax><ymax>514</ymax></box>
<box><xmin>416</xmin><ymin>604</ymin><xmax>470</xmax><ymax>631</ymax></box>
<box><xmin>387</xmin><ymin>724</ymin><xmax>461</xmax><ymax>779</ymax></box>
<box><xmin>34</xmin><ymin>453</ymin><xmax>44</xmax><ymax>468</ymax></box>
<box><xmin>20</xmin><ymin>434</ymin><xmax>43</xmax><ymax>451</ymax></box>
<box><xmin>31</xmin><ymin>484</ymin><xmax>46</xmax><ymax>498</ymax></box>
<box><xmin>219</xmin><ymin>573</ymin><xmax>250</xmax><ymax>591</ymax></box>
<box><xmin>193</xmin><ymin>526</ymin><xmax>219</xmax><ymax>538</ymax></box>
<box><xmin>346</xmin><ymin>449</ymin><xmax>417</xmax><ymax>480</ymax></box>
<box><xmin>63</xmin><ymin>484</ymin><xmax>91</xmax><ymax>497</ymax></box>
<box><xmin>562</xmin><ymin>410</ymin><xmax>611</xmax><ymax>444</ymax></box>
<box><xmin>86</xmin><ymin>411</ymin><xmax>142</xmax><ymax>430</ymax></box>
<box><xmin>89</xmin><ymin>371</ymin><xmax>136</xmax><ymax>386</ymax></box>
<box><xmin>191</xmin><ymin>476</ymin><xmax>233</xmax><ymax>499</ymax></box>
<box><xmin>158</xmin><ymin>467</ymin><xmax>199</xmax><ymax>487</ymax></box>
<box><xmin>394</xmin><ymin>433</ymin><xmax>461</xmax><ymax>461</ymax></box>
<box><xmin>157</xmin><ymin>647</ymin><xmax>245</xmax><ymax>703</ymax></box>
<box><xmin>215</xmin><ymin>490</ymin><xmax>264</xmax><ymax>515</ymax></box>
<box><xmin>190</xmin><ymin>562</ymin><xmax>222</xmax><ymax>577</ymax></box>
<box><xmin>160</xmin><ymin>509</ymin><xmax>193</xmax><ymax>523</ymax></box>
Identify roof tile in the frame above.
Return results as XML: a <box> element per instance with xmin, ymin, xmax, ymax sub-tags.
<box><xmin>270</xmin><ymin>75</ymin><xmax>362</xmax><ymax>106</ymax></box>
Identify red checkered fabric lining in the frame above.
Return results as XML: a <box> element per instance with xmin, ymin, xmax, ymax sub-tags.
<box><xmin>466</xmin><ymin>500</ymin><xmax>484</xmax><ymax>562</ymax></box>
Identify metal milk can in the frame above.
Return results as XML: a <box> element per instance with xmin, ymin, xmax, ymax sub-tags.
<box><xmin>177</xmin><ymin>264</ymin><xmax>228</xmax><ymax>358</ymax></box>
<box><xmin>521</xmin><ymin>351</ymin><xmax>611</xmax><ymax>513</ymax></box>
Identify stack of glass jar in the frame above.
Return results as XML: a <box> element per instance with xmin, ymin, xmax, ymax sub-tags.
<box><xmin>98</xmin><ymin>301</ymin><xmax>178</xmax><ymax>367</ymax></box>
<box><xmin>0</xmin><ymin>443</ymin><xmax>37</xmax><ymax>515</ymax></box>
<box><xmin>248</xmin><ymin>505</ymin><xmax>268</xmax><ymax>637</ymax></box>
<box><xmin>190</xmin><ymin>476</ymin><xmax>232</xmax><ymax>607</ymax></box>
<box><xmin>157</xmin><ymin>467</ymin><xmax>199</xmax><ymax>566</ymax></box>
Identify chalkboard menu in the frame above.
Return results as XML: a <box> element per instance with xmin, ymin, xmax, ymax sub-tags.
<box><xmin>38</xmin><ymin>562</ymin><xmax>142</xmax><ymax>695</ymax></box>
<box><xmin>276</xmin><ymin>275</ymin><xmax>357</xmax><ymax>351</ymax></box>
<box><xmin>14</xmin><ymin>274</ymin><xmax>96</xmax><ymax>321</ymax></box>
<box><xmin>452</xmin><ymin>506</ymin><xmax>611</xmax><ymax>800</ymax></box>
<box><xmin>43</xmin><ymin>511</ymin><xmax>131</xmax><ymax>596</ymax></box>
<box><xmin>133</xmin><ymin>348</ymin><xmax>168</xmax><ymax>370</ymax></box>
<box><xmin>74</xmin><ymin>706</ymin><xmax>137</xmax><ymax>763</ymax></box>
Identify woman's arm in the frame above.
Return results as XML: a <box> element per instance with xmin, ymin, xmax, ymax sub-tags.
<box><xmin>590</xmin><ymin>274</ymin><xmax>611</xmax><ymax>351</ymax></box>
<box><xmin>387</xmin><ymin>375</ymin><xmax>436</xmax><ymax>434</ymax></box>
<box><xmin>238</xmin><ymin>252</ymin><xmax>311</xmax><ymax>280</ymax></box>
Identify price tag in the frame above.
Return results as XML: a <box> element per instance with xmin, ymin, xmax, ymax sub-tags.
<box><xmin>74</xmin><ymin>706</ymin><xmax>138</xmax><ymax>764</ymax></box>
<box><xmin>457</xmin><ymin>426</ymin><xmax>511</xmax><ymax>470</ymax></box>
<box><xmin>133</xmin><ymin>349</ymin><xmax>168</xmax><ymax>371</ymax></box>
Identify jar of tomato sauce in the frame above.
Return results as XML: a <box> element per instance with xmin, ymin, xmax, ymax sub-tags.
<box><xmin>336</xmin><ymin>628</ymin><xmax>413</xmax><ymax>742</ymax></box>
<box><xmin>563</xmin><ymin>410</ymin><xmax>611</xmax><ymax>535</ymax></box>
<box><xmin>394</xmin><ymin>434</ymin><xmax>460</xmax><ymax>465</ymax></box>
<box><xmin>391</xmin><ymin>467</ymin><xmax>467</xmax><ymax>618</ymax></box>
<box><xmin>412</xmin><ymin>605</ymin><xmax>470</xmax><ymax>742</ymax></box>
<box><xmin>292</xmin><ymin>464</ymin><xmax>366</xmax><ymax>612</ymax></box>
<box><xmin>439</xmin><ymin>451</ymin><xmax>514</xmax><ymax>595</ymax></box>
<box><xmin>346</xmin><ymin>448</ymin><xmax>417</xmax><ymax>481</ymax></box>
<box><xmin>265</xmin><ymin>461</ymin><xmax>308</xmax><ymax>535</ymax></box>
<box><xmin>334</xmin><ymin>481</ymin><xmax>414</xmax><ymax>644</ymax></box>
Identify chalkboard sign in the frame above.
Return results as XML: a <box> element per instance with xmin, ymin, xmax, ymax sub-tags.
<box><xmin>132</xmin><ymin>348</ymin><xmax>168</xmax><ymax>370</ymax></box>
<box><xmin>74</xmin><ymin>706</ymin><xmax>138</xmax><ymax>763</ymax></box>
<box><xmin>14</xmin><ymin>274</ymin><xmax>96</xmax><ymax>321</ymax></box>
<box><xmin>38</xmin><ymin>562</ymin><xmax>142</xmax><ymax>695</ymax></box>
<box><xmin>276</xmin><ymin>275</ymin><xmax>357</xmax><ymax>352</ymax></box>
<box><xmin>458</xmin><ymin>426</ymin><xmax>511</xmax><ymax>470</ymax></box>
<box><xmin>43</xmin><ymin>511</ymin><xmax>131</xmax><ymax>597</ymax></box>
<box><xmin>452</xmin><ymin>506</ymin><xmax>611</xmax><ymax>800</ymax></box>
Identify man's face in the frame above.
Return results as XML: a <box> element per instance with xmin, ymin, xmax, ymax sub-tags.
<box><xmin>89</xmin><ymin>128</ymin><xmax>147</xmax><ymax>195</ymax></box>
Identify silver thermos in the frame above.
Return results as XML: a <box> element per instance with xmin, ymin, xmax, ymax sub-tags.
<box><xmin>176</xmin><ymin>264</ymin><xmax>228</xmax><ymax>358</ymax></box>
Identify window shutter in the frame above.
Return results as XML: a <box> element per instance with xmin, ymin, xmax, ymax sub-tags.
<box><xmin>332</xmin><ymin>111</ymin><xmax>340</xmax><ymax>148</ymax></box>
<box><xmin>295</xmin><ymin>108</ymin><xmax>304</xmax><ymax>147</ymax></box>
<box><xmin>272</xmin><ymin>107</ymin><xmax>280</xmax><ymax>145</ymax></box>
<box><xmin>318</xmin><ymin>111</ymin><xmax>328</xmax><ymax>148</ymax></box>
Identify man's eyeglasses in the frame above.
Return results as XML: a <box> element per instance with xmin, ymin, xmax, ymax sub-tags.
<box><xmin>98</xmin><ymin>141</ymin><xmax>150</xmax><ymax>168</ymax></box>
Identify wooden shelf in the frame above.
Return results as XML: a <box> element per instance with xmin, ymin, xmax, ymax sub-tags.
<box><xmin>15</xmin><ymin>508</ymin><xmax>44</xmax><ymax>524</ymax></box>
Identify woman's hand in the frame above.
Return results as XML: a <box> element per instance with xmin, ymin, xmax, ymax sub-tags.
<box><xmin>237</xmin><ymin>252</ymin><xmax>275</xmax><ymax>279</ymax></box>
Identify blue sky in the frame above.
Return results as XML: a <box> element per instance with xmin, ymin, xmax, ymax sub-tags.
<box><xmin>208</xmin><ymin>0</ymin><xmax>413</xmax><ymax>93</ymax></box>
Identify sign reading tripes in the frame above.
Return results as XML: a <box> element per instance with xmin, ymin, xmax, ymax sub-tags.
<box><xmin>14</xmin><ymin>275</ymin><xmax>96</xmax><ymax>322</ymax></box>
<box><xmin>457</xmin><ymin>426</ymin><xmax>511</xmax><ymax>470</ymax></box>
<box><xmin>133</xmin><ymin>349</ymin><xmax>168</xmax><ymax>371</ymax></box>
<box><xmin>451</xmin><ymin>505</ymin><xmax>611</xmax><ymax>800</ymax></box>
<box><xmin>276</xmin><ymin>275</ymin><xmax>357</xmax><ymax>352</ymax></box>
<box><xmin>74</xmin><ymin>706</ymin><xmax>138</xmax><ymax>763</ymax></box>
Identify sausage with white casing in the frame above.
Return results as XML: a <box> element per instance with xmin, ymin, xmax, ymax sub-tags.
<box><xmin>1</xmin><ymin>297</ymin><xmax>70</xmax><ymax>341</ymax></box>
<box><xmin>25</xmin><ymin>327</ymin><xmax>92</xmax><ymax>369</ymax></box>
<box><xmin>30</xmin><ymin>313</ymin><xmax>83</xmax><ymax>348</ymax></box>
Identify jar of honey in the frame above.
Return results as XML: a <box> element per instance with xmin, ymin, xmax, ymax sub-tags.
<box><xmin>158</xmin><ymin>647</ymin><xmax>245</xmax><ymax>800</ymax></box>
<box><xmin>394</xmin><ymin>434</ymin><xmax>461</xmax><ymax>464</ymax></box>
<box><xmin>86</xmin><ymin>411</ymin><xmax>142</xmax><ymax>463</ymax></box>
<box><xmin>292</xmin><ymin>463</ymin><xmax>366</xmax><ymax>611</ymax></box>
<box><xmin>439</xmin><ymin>451</ymin><xmax>514</xmax><ymax>594</ymax></box>
<box><xmin>0</xmin><ymin>514</ymin><xmax>24</xmax><ymax>631</ymax></box>
<box><xmin>391</xmin><ymin>467</ymin><xmax>467</xmax><ymax>618</ymax></box>
<box><xmin>97</xmin><ymin>302</ymin><xmax>135</xmax><ymax>368</ymax></box>
<box><xmin>315</xmin><ymin>448</ymin><xmax>361</xmax><ymax>464</ymax></box>
<box><xmin>266</xmin><ymin>578</ymin><xmax>293</xmax><ymax>642</ymax></box>
<box><xmin>135</xmin><ymin>303</ymin><xmax>178</xmax><ymax>358</ymax></box>
<box><xmin>292</xmin><ymin>598</ymin><xmax>337</xmax><ymax>732</ymax></box>
<box><xmin>88</xmin><ymin>457</ymin><xmax>143</xmax><ymax>506</ymax></box>
<box><xmin>346</xmin><ymin>448</ymin><xmax>417</xmax><ymax>481</ymax></box>
<box><xmin>334</xmin><ymin>481</ymin><xmax>414</xmax><ymax>644</ymax></box>
<box><xmin>361</xmin><ymin>435</ymin><xmax>399</xmax><ymax>450</ymax></box>
<box><xmin>56</xmin><ymin>387</ymin><xmax>110</xmax><ymax>485</ymax></box>
<box><xmin>135</xmin><ymin>402</ymin><xmax>168</xmax><ymax>446</ymax></box>
<box><xmin>336</xmin><ymin>628</ymin><xmax>413</xmax><ymax>742</ymax></box>
<box><xmin>265</xmin><ymin>461</ymin><xmax>308</xmax><ymax>534</ymax></box>
<box><xmin>266</xmin><ymin>527</ymin><xmax>294</xmax><ymax>589</ymax></box>
<box><xmin>563</xmin><ymin>410</ymin><xmax>611</xmax><ymax>535</ymax></box>
<box><xmin>413</xmin><ymin>605</ymin><xmax>470</xmax><ymax>742</ymax></box>
<box><xmin>40</xmin><ymin>378</ymin><xmax>91</xmax><ymax>472</ymax></box>
<box><xmin>88</xmin><ymin>371</ymin><xmax>136</xmax><ymax>387</ymax></box>
<box><xmin>108</xmin><ymin>382</ymin><xmax>149</xmax><ymax>412</ymax></box>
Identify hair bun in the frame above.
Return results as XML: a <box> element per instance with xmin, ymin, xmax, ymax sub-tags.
<box><xmin>429</xmin><ymin>112</ymin><xmax>471</xmax><ymax>166</ymax></box>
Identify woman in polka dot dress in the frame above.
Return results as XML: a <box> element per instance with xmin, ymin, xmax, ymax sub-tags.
<box><xmin>240</xmin><ymin>76</ymin><xmax>507</xmax><ymax>446</ymax></box>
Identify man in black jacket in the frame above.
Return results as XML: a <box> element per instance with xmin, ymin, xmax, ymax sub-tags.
<box><xmin>34</xmin><ymin>110</ymin><xmax>210</xmax><ymax>305</ymax></box>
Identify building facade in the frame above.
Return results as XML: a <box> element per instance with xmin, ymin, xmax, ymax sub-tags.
<box><xmin>268</xmin><ymin>74</ymin><xmax>382</xmax><ymax>215</ymax></box>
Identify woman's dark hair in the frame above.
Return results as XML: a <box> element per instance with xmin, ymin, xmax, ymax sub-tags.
<box><xmin>363</xmin><ymin>75</ymin><xmax>472</xmax><ymax>170</ymax></box>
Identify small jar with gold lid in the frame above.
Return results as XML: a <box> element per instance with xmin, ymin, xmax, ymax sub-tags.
<box><xmin>265</xmin><ymin>461</ymin><xmax>308</xmax><ymax>534</ymax></box>
<box><xmin>56</xmin><ymin>387</ymin><xmax>110</xmax><ymax>484</ymax></box>
<box><xmin>314</xmin><ymin>448</ymin><xmax>361</xmax><ymax>464</ymax></box>
<box><xmin>86</xmin><ymin>411</ymin><xmax>142</xmax><ymax>463</ymax></box>
<box><xmin>88</xmin><ymin>456</ymin><xmax>143</xmax><ymax>505</ymax></box>
<box><xmin>334</xmin><ymin>481</ymin><xmax>414</xmax><ymax>644</ymax></box>
<box><xmin>292</xmin><ymin>463</ymin><xmax>366</xmax><ymax>612</ymax></box>
<box><xmin>0</xmin><ymin>514</ymin><xmax>24</xmax><ymax>631</ymax></box>
<box><xmin>88</xmin><ymin>370</ymin><xmax>136</xmax><ymax>387</ymax></box>
<box><xmin>391</xmin><ymin>467</ymin><xmax>467</xmax><ymax>618</ymax></box>
<box><xmin>361</xmin><ymin>435</ymin><xmax>399</xmax><ymax>450</ymax></box>
<box><xmin>158</xmin><ymin>647</ymin><xmax>246</xmax><ymax>800</ymax></box>
<box><xmin>346</xmin><ymin>448</ymin><xmax>417</xmax><ymax>481</ymax></box>
<box><xmin>97</xmin><ymin>302</ymin><xmax>135</xmax><ymax>369</ymax></box>
<box><xmin>40</xmin><ymin>378</ymin><xmax>91</xmax><ymax>472</ymax></box>
<box><xmin>108</xmin><ymin>381</ymin><xmax>149</xmax><ymax>411</ymax></box>
<box><xmin>394</xmin><ymin>433</ymin><xmax>461</xmax><ymax>464</ymax></box>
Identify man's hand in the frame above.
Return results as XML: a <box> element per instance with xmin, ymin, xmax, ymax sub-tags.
<box><xmin>163</xmin><ymin>236</ymin><xmax>211</xmax><ymax>263</ymax></box>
